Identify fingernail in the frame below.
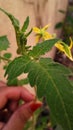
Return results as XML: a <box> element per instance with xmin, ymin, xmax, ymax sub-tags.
<box><xmin>30</xmin><ymin>102</ymin><xmax>42</xmax><ymax>112</ymax></box>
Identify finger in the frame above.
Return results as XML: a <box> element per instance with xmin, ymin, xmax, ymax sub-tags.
<box><xmin>7</xmin><ymin>100</ymin><xmax>19</xmax><ymax>112</ymax></box>
<box><xmin>0</xmin><ymin>110</ymin><xmax>12</xmax><ymax>123</ymax></box>
<box><xmin>0</xmin><ymin>81</ymin><xmax>6</xmax><ymax>87</ymax></box>
<box><xmin>0</xmin><ymin>87</ymin><xmax>35</xmax><ymax>109</ymax></box>
<box><xmin>0</xmin><ymin>122</ymin><xmax>5</xmax><ymax>129</ymax></box>
<box><xmin>0</xmin><ymin>101</ymin><xmax>18</xmax><ymax>123</ymax></box>
<box><xmin>2</xmin><ymin>101</ymin><xmax>42</xmax><ymax>130</ymax></box>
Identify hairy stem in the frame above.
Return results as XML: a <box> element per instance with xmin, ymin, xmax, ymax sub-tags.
<box><xmin>0</xmin><ymin>56</ymin><xmax>11</xmax><ymax>62</ymax></box>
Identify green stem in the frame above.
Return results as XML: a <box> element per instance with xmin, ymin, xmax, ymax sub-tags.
<box><xmin>0</xmin><ymin>52</ymin><xmax>1</xmax><ymax>62</ymax></box>
<box><xmin>34</xmin><ymin>85</ymin><xmax>38</xmax><ymax>101</ymax></box>
<box><xmin>31</xmin><ymin>113</ymin><xmax>36</xmax><ymax>130</ymax></box>
<box><xmin>0</xmin><ymin>56</ymin><xmax>11</xmax><ymax>62</ymax></box>
<box><xmin>31</xmin><ymin>86</ymin><xmax>38</xmax><ymax>130</ymax></box>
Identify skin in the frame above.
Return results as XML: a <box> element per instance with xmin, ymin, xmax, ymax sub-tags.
<box><xmin>0</xmin><ymin>81</ymin><xmax>42</xmax><ymax>130</ymax></box>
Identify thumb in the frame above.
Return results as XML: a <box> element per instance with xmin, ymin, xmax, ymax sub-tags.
<box><xmin>3</xmin><ymin>101</ymin><xmax>42</xmax><ymax>130</ymax></box>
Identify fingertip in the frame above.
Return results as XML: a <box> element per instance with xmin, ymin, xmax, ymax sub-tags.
<box><xmin>20</xmin><ymin>87</ymin><xmax>36</xmax><ymax>102</ymax></box>
<box><xmin>29</xmin><ymin>101</ymin><xmax>42</xmax><ymax>112</ymax></box>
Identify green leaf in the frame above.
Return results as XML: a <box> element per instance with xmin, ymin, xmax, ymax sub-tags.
<box><xmin>5</xmin><ymin>55</ymin><xmax>31</xmax><ymax>80</ymax></box>
<box><xmin>66</xmin><ymin>15</ymin><xmax>73</xmax><ymax>25</ymax></box>
<box><xmin>3</xmin><ymin>53</ymin><xmax>12</xmax><ymax>59</ymax></box>
<box><xmin>21</xmin><ymin>16</ymin><xmax>29</xmax><ymax>32</ymax></box>
<box><xmin>28</xmin><ymin>39</ymin><xmax>59</xmax><ymax>58</ymax></box>
<box><xmin>7</xmin><ymin>78</ymin><xmax>29</xmax><ymax>86</ymax></box>
<box><xmin>27</xmin><ymin>58</ymin><xmax>71</xmax><ymax>86</ymax></box>
<box><xmin>24</xmin><ymin>58</ymin><xmax>73</xmax><ymax>130</ymax></box>
<box><xmin>55</xmin><ymin>22</ymin><xmax>63</xmax><ymax>29</ymax></box>
<box><xmin>0</xmin><ymin>35</ymin><xmax>10</xmax><ymax>51</ymax></box>
<box><xmin>18</xmin><ymin>78</ymin><xmax>29</xmax><ymax>85</ymax></box>
<box><xmin>3</xmin><ymin>65</ymin><xmax>8</xmax><ymax>70</ymax></box>
<box><xmin>0</xmin><ymin>8</ymin><xmax>20</xmax><ymax>31</ymax></box>
<box><xmin>7</xmin><ymin>78</ymin><xmax>18</xmax><ymax>86</ymax></box>
<box><xmin>59</xmin><ymin>10</ymin><xmax>66</xmax><ymax>14</ymax></box>
<box><xmin>25</xmin><ymin>28</ymin><xmax>32</xmax><ymax>37</ymax></box>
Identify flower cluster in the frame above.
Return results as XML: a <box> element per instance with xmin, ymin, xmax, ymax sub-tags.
<box><xmin>33</xmin><ymin>24</ymin><xmax>73</xmax><ymax>61</ymax></box>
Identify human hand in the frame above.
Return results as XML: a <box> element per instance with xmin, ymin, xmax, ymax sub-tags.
<box><xmin>0</xmin><ymin>81</ymin><xmax>42</xmax><ymax>130</ymax></box>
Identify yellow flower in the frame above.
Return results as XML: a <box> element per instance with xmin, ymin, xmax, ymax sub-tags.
<box><xmin>33</xmin><ymin>24</ymin><xmax>54</xmax><ymax>42</ymax></box>
<box><xmin>55</xmin><ymin>37</ymin><xmax>73</xmax><ymax>61</ymax></box>
<box><xmin>33</xmin><ymin>24</ymin><xmax>73</xmax><ymax>61</ymax></box>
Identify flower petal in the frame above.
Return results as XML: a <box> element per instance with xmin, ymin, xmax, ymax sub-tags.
<box><xmin>55</xmin><ymin>42</ymin><xmax>73</xmax><ymax>61</ymax></box>
<box><xmin>55</xmin><ymin>42</ymin><xmax>64</xmax><ymax>51</ymax></box>
<box><xmin>43</xmin><ymin>32</ymin><xmax>53</xmax><ymax>40</ymax></box>
<box><xmin>35</xmin><ymin>35</ymin><xmax>41</xmax><ymax>43</ymax></box>
<box><xmin>69</xmin><ymin>37</ymin><xmax>73</xmax><ymax>49</ymax></box>
<box><xmin>33</xmin><ymin>27</ymin><xmax>40</xmax><ymax>33</ymax></box>
<box><xmin>43</xmin><ymin>24</ymin><xmax>51</xmax><ymax>31</ymax></box>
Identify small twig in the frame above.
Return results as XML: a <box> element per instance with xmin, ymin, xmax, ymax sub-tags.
<box><xmin>0</xmin><ymin>56</ymin><xmax>11</xmax><ymax>62</ymax></box>
<box><xmin>31</xmin><ymin>86</ymin><xmax>38</xmax><ymax>130</ymax></box>
<box><xmin>34</xmin><ymin>85</ymin><xmax>38</xmax><ymax>101</ymax></box>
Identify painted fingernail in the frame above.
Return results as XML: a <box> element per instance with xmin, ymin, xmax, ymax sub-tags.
<box><xmin>30</xmin><ymin>102</ymin><xmax>42</xmax><ymax>112</ymax></box>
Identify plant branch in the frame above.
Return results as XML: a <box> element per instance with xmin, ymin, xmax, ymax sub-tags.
<box><xmin>0</xmin><ymin>56</ymin><xmax>11</xmax><ymax>62</ymax></box>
